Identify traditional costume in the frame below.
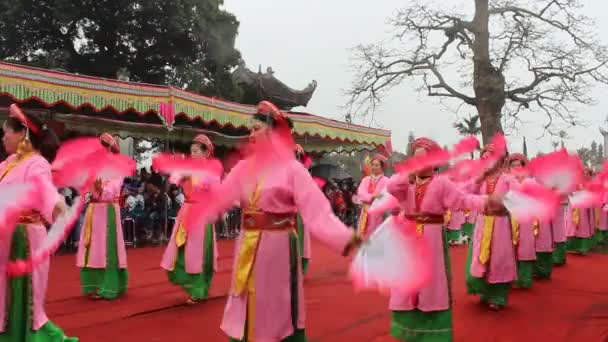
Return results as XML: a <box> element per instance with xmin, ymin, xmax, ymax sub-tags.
<box><xmin>356</xmin><ymin>155</ymin><xmax>389</xmax><ymax>239</ymax></box>
<box><xmin>0</xmin><ymin>104</ymin><xmax>78</xmax><ymax>341</ymax></box>
<box><xmin>212</xmin><ymin>102</ymin><xmax>358</xmax><ymax>341</ymax></box>
<box><xmin>466</xmin><ymin>144</ymin><xmax>518</xmax><ymax>309</ymax></box>
<box><xmin>565</xmin><ymin>200</ymin><xmax>594</xmax><ymax>254</ymax></box>
<box><xmin>161</xmin><ymin>134</ymin><xmax>220</xmax><ymax>303</ymax></box>
<box><xmin>508</xmin><ymin>154</ymin><xmax>536</xmax><ymax>289</ymax></box>
<box><xmin>445</xmin><ymin>210</ymin><xmax>465</xmax><ymax>244</ymax></box>
<box><xmin>387</xmin><ymin>137</ymin><xmax>488</xmax><ymax>342</ymax></box>
<box><xmin>462</xmin><ymin>208</ymin><xmax>478</xmax><ymax>294</ymax></box>
<box><xmin>596</xmin><ymin>195</ymin><xmax>608</xmax><ymax>244</ymax></box>
<box><xmin>77</xmin><ymin>133</ymin><xmax>128</xmax><ymax>299</ymax></box>
<box><xmin>294</xmin><ymin>144</ymin><xmax>312</xmax><ymax>274</ymax></box>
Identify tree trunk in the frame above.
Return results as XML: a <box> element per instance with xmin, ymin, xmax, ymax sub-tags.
<box><xmin>472</xmin><ymin>0</ymin><xmax>505</xmax><ymax>145</ymax></box>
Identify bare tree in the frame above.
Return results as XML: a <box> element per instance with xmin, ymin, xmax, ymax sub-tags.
<box><xmin>346</xmin><ymin>0</ymin><xmax>608</xmax><ymax>143</ymax></box>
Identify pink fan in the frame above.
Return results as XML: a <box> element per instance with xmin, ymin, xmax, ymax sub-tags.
<box><xmin>368</xmin><ymin>188</ymin><xmax>399</xmax><ymax>215</ymax></box>
<box><xmin>528</xmin><ymin>149</ymin><xmax>584</xmax><ymax>194</ymax></box>
<box><xmin>95</xmin><ymin>152</ymin><xmax>137</xmax><ymax>181</ymax></box>
<box><xmin>7</xmin><ymin>196</ymin><xmax>85</xmax><ymax>276</ymax></box>
<box><xmin>0</xmin><ymin>182</ymin><xmax>38</xmax><ymax>239</ymax></box>
<box><xmin>152</xmin><ymin>153</ymin><xmax>223</xmax><ymax>184</ymax></box>
<box><xmin>479</xmin><ymin>134</ymin><xmax>507</xmax><ymax>170</ymax></box>
<box><xmin>313</xmin><ymin>177</ymin><xmax>326</xmax><ymax>189</ymax></box>
<box><xmin>569</xmin><ymin>190</ymin><xmax>603</xmax><ymax>209</ymax></box>
<box><xmin>350</xmin><ymin>216</ymin><xmax>431</xmax><ymax>294</ymax></box>
<box><xmin>52</xmin><ymin>137</ymin><xmax>104</xmax><ymax>170</ymax></box>
<box><xmin>503</xmin><ymin>181</ymin><xmax>560</xmax><ymax>223</ymax></box>
<box><xmin>445</xmin><ymin>159</ymin><xmax>482</xmax><ymax>181</ymax></box>
<box><xmin>395</xmin><ymin>137</ymin><xmax>480</xmax><ymax>176</ymax></box>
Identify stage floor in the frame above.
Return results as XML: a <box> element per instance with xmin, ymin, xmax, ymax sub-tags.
<box><xmin>46</xmin><ymin>240</ymin><xmax>608</xmax><ymax>341</ymax></box>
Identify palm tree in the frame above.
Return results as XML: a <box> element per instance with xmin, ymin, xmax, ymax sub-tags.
<box><xmin>454</xmin><ymin>115</ymin><xmax>482</xmax><ymax>158</ymax></box>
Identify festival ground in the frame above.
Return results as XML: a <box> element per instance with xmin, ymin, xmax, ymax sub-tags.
<box><xmin>46</xmin><ymin>240</ymin><xmax>608</xmax><ymax>342</ymax></box>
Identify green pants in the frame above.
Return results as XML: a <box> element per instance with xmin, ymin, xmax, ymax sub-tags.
<box><xmin>515</xmin><ymin>261</ymin><xmax>533</xmax><ymax>289</ymax></box>
<box><xmin>80</xmin><ymin>204</ymin><xmax>128</xmax><ymax>299</ymax></box>
<box><xmin>533</xmin><ymin>252</ymin><xmax>553</xmax><ymax>279</ymax></box>
<box><xmin>168</xmin><ymin>224</ymin><xmax>215</xmax><ymax>300</ymax></box>
<box><xmin>567</xmin><ymin>237</ymin><xmax>593</xmax><ymax>254</ymax></box>
<box><xmin>553</xmin><ymin>242</ymin><xmax>567</xmax><ymax>266</ymax></box>
<box><xmin>391</xmin><ymin>310</ymin><xmax>452</xmax><ymax>342</ymax></box>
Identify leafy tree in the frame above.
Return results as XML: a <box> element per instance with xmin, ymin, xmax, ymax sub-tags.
<box><xmin>0</xmin><ymin>0</ymin><xmax>242</xmax><ymax>100</ymax></box>
<box><xmin>347</xmin><ymin>0</ymin><xmax>608</xmax><ymax>143</ymax></box>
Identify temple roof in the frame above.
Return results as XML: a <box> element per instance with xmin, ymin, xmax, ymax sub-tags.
<box><xmin>232</xmin><ymin>62</ymin><xmax>317</xmax><ymax>110</ymax></box>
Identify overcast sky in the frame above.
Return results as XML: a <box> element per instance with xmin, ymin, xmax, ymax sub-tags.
<box><xmin>223</xmin><ymin>0</ymin><xmax>608</xmax><ymax>155</ymax></box>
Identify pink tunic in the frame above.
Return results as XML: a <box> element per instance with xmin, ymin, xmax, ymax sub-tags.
<box><xmin>600</xmin><ymin>206</ymin><xmax>608</xmax><ymax>232</ymax></box>
<box><xmin>535</xmin><ymin>217</ymin><xmax>554</xmax><ymax>253</ymax></box>
<box><xmin>565</xmin><ymin>205</ymin><xmax>593</xmax><ymax>238</ymax></box>
<box><xmin>218</xmin><ymin>160</ymin><xmax>352</xmax><ymax>341</ymax></box>
<box><xmin>161</xmin><ymin>174</ymin><xmax>221</xmax><ymax>274</ymax></box>
<box><xmin>468</xmin><ymin>174</ymin><xmax>518</xmax><ymax>283</ymax></box>
<box><xmin>0</xmin><ymin>154</ymin><xmax>61</xmax><ymax>332</ymax></box>
<box><xmin>447</xmin><ymin>210</ymin><xmax>465</xmax><ymax>231</ymax></box>
<box><xmin>76</xmin><ymin>178</ymin><xmax>127</xmax><ymax>269</ymax></box>
<box><xmin>356</xmin><ymin>175</ymin><xmax>389</xmax><ymax>238</ymax></box>
<box><xmin>386</xmin><ymin>174</ymin><xmax>486</xmax><ymax>312</ymax></box>
<box><xmin>552</xmin><ymin>203</ymin><xmax>568</xmax><ymax>243</ymax></box>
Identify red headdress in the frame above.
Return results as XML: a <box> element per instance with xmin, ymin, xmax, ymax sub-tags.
<box><xmin>9</xmin><ymin>104</ymin><xmax>41</xmax><ymax>136</ymax></box>
<box><xmin>255</xmin><ymin>101</ymin><xmax>292</xmax><ymax>128</ymax></box>
<box><xmin>508</xmin><ymin>153</ymin><xmax>528</xmax><ymax>166</ymax></box>
<box><xmin>100</xmin><ymin>133</ymin><xmax>119</xmax><ymax>153</ymax></box>
<box><xmin>193</xmin><ymin>134</ymin><xmax>214</xmax><ymax>157</ymax></box>
<box><xmin>411</xmin><ymin>137</ymin><xmax>441</xmax><ymax>152</ymax></box>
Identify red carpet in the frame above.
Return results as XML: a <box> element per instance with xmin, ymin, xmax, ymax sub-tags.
<box><xmin>46</xmin><ymin>241</ymin><xmax>608</xmax><ymax>341</ymax></box>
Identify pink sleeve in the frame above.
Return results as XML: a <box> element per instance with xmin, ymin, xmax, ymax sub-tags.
<box><xmin>292</xmin><ymin>164</ymin><xmax>352</xmax><ymax>253</ymax></box>
<box><xmin>357</xmin><ymin>177</ymin><xmax>373</xmax><ymax>204</ymax></box>
<box><xmin>439</xmin><ymin>177</ymin><xmax>487</xmax><ymax>213</ymax></box>
<box><xmin>387</xmin><ymin>173</ymin><xmax>410</xmax><ymax>204</ymax></box>
<box><xmin>459</xmin><ymin>178</ymin><xmax>481</xmax><ymax>194</ymax></box>
<box><xmin>27</xmin><ymin>159</ymin><xmax>61</xmax><ymax>223</ymax></box>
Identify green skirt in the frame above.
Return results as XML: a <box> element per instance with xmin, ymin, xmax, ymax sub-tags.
<box><xmin>552</xmin><ymin>242</ymin><xmax>567</xmax><ymax>266</ymax></box>
<box><xmin>296</xmin><ymin>215</ymin><xmax>309</xmax><ymax>275</ymax></box>
<box><xmin>80</xmin><ymin>205</ymin><xmax>128</xmax><ymax>299</ymax></box>
<box><xmin>392</xmin><ymin>223</ymin><xmax>453</xmax><ymax>341</ymax></box>
<box><xmin>464</xmin><ymin>236</ymin><xmax>481</xmax><ymax>294</ymax></box>
<box><xmin>0</xmin><ymin>226</ymin><xmax>78</xmax><ymax>342</ymax></box>
<box><xmin>594</xmin><ymin>230</ymin><xmax>608</xmax><ymax>245</ymax></box>
<box><xmin>229</xmin><ymin>231</ymin><xmax>305</xmax><ymax>342</ymax></box>
<box><xmin>533</xmin><ymin>252</ymin><xmax>553</xmax><ymax>279</ymax></box>
<box><xmin>566</xmin><ymin>237</ymin><xmax>593</xmax><ymax>254</ymax></box>
<box><xmin>515</xmin><ymin>261</ymin><xmax>533</xmax><ymax>289</ymax></box>
<box><xmin>167</xmin><ymin>224</ymin><xmax>215</xmax><ymax>300</ymax></box>
<box><xmin>391</xmin><ymin>310</ymin><xmax>452</xmax><ymax>342</ymax></box>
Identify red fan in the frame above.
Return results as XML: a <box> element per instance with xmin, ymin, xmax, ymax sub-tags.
<box><xmin>395</xmin><ymin>136</ymin><xmax>480</xmax><ymax>175</ymax></box>
<box><xmin>528</xmin><ymin>149</ymin><xmax>584</xmax><ymax>194</ymax></box>
<box><xmin>350</xmin><ymin>216</ymin><xmax>431</xmax><ymax>294</ymax></box>
<box><xmin>52</xmin><ymin>137</ymin><xmax>104</xmax><ymax>170</ymax></box>
<box><xmin>569</xmin><ymin>190</ymin><xmax>603</xmax><ymax>209</ymax></box>
<box><xmin>152</xmin><ymin>153</ymin><xmax>223</xmax><ymax>184</ymax></box>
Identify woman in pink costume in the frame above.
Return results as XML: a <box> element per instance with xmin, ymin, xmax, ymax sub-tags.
<box><xmin>467</xmin><ymin>145</ymin><xmax>518</xmax><ymax>310</ymax></box>
<box><xmin>566</xmin><ymin>171</ymin><xmax>595</xmax><ymax>254</ymax></box>
<box><xmin>597</xmin><ymin>193</ymin><xmax>608</xmax><ymax>244</ymax></box>
<box><xmin>552</xmin><ymin>196</ymin><xmax>569</xmax><ymax>265</ymax></box>
<box><xmin>508</xmin><ymin>153</ymin><xmax>537</xmax><ymax>289</ymax></box>
<box><xmin>77</xmin><ymin>133</ymin><xmax>128</xmax><ymax>300</ymax></box>
<box><xmin>161</xmin><ymin>134</ymin><xmax>220</xmax><ymax>304</ymax></box>
<box><xmin>195</xmin><ymin>101</ymin><xmax>360</xmax><ymax>342</ymax></box>
<box><xmin>387</xmin><ymin>137</ymin><xmax>493</xmax><ymax>342</ymax></box>
<box><xmin>356</xmin><ymin>154</ymin><xmax>389</xmax><ymax>238</ymax></box>
<box><xmin>0</xmin><ymin>104</ymin><xmax>77</xmax><ymax>341</ymax></box>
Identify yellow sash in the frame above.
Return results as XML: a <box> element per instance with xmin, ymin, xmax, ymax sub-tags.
<box><xmin>510</xmin><ymin>217</ymin><xmax>519</xmax><ymax>246</ymax></box>
<box><xmin>174</xmin><ymin>177</ymin><xmax>200</xmax><ymax>248</ymax></box>
<box><xmin>444</xmin><ymin>210</ymin><xmax>452</xmax><ymax>226</ymax></box>
<box><xmin>572</xmin><ymin>208</ymin><xmax>580</xmax><ymax>229</ymax></box>
<box><xmin>233</xmin><ymin>181</ymin><xmax>264</xmax><ymax>296</ymax></box>
<box><xmin>595</xmin><ymin>208</ymin><xmax>601</xmax><ymax>230</ymax></box>
<box><xmin>357</xmin><ymin>205</ymin><xmax>370</xmax><ymax>236</ymax></box>
<box><xmin>533</xmin><ymin>219</ymin><xmax>539</xmax><ymax>237</ymax></box>
<box><xmin>479</xmin><ymin>216</ymin><xmax>495</xmax><ymax>265</ymax></box>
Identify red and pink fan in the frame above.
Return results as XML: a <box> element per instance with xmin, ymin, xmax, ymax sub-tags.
<box><xmin>569</xmin><ymin>190</ymin><xmax>603</xmax><ymax>209</ymax></box>
<box><xmin>503</xmin><ymin>180</ymin><xmax>560</xmax><ymax>223</ymax></box>
<box><xmin>528</xmin><ymin>149</ymin><xmax>584</xmax><ymax>194</ymax></box>
<box><xmin>152</xmin><ymin>153</ymin><xmax>224</xmax><ymax>185</ymax></box>
<box><xmin>0</xmin><ymin>182</ymin><xmax>38</xmax><ymax>239</ymax></box>
<box><xmin>368</xmin><ymin>188</ymin><xmax>399</xmax><ymax>215</ymax></box>
<box><xmin>395</xmin><ymin>136</ymin><xmax>479</xmax><ymax>176</ymax></box>
<box><xmin>350</xmin><ymin>216</ymin><xmax>432</xmax><ymax>295</ymax></box>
